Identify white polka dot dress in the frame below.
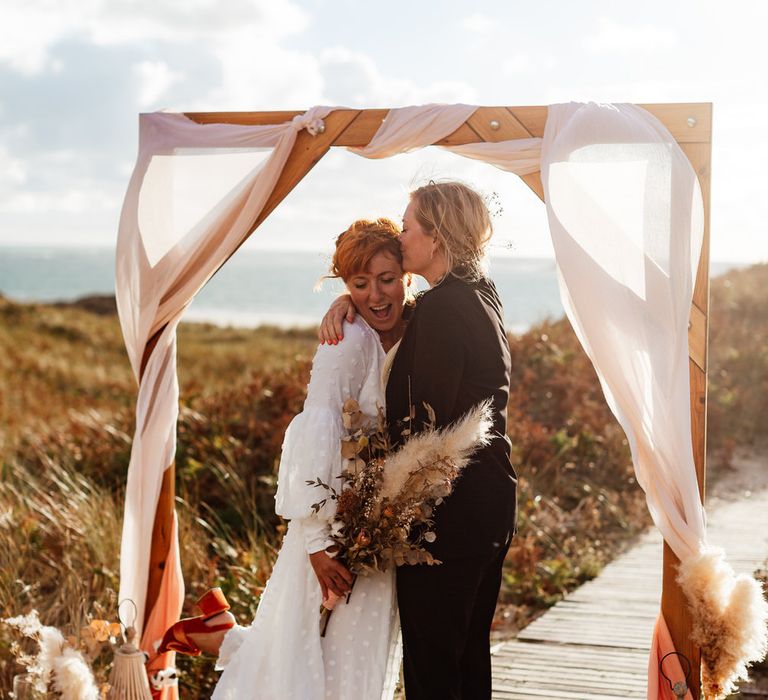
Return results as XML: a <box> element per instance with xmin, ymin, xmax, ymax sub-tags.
<box><xmin>212</xmin><ymin>317</ymin><xmax>401</xmax><ymax>700</ymax></box>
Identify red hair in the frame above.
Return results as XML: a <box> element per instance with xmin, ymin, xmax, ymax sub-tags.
<box><xmin>329</xmin><ymin>218</ymin><xmax>402</xmax><ymax>280</ymax></box>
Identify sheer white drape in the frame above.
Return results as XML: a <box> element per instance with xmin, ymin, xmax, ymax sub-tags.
<box><xmin>116</xmin><ymin>106</ymin><xmax>333</xmax><ymax>657</ymax></box>
<box><xmin>541</xmin><ymin>102</ymin><xmax>707</xmax><ymax>561</ymax></box>
<box><xmin>348</xmin><ymin>103</ymin><xmax>543</xmax><ymax>176</ymax></box>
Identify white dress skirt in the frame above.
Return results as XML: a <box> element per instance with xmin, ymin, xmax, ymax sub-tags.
<box><xmin>212</xmin><ymin>318</ymin><xmax>401</xmax><ymax>700</ymax></box>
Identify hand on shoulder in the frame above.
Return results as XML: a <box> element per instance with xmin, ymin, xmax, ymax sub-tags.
<box><xmin>318</xmin><ymin>294</ymin><xmax>356</xmax><ymax>344</ymax></box>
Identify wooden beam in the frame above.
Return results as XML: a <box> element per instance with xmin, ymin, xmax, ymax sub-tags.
<box><xmin>184</xmin><ymin>110</ymin><xmax>305</xmax><ymax>125</ymax></box>
<box><xmin>435</xmin><ymin>123</ymin><xmax>482</xmax><ymax>147</ymax></box>
<box><xmin>521</xmin><ymin>172</ymin><xmax>545</xmax><ymax>202</ymax></box>
<box><xmin>188</xmin><ymin>106</ymin><xmax>548</xmax><ymax>199</ymax></box>
<box><xmin>250</xmin><ymin>109</ymin><xmax>360</xmax><ymax>229</ymax></box>
<box><xmin>507</xmin><ymin>106</ymin><xmax>547</xmax><ymax>138</ymax></box>
<box><xmin>688</xmin><ymin>302</ymin><xmax>707</xmax><ymax>372</ymax></box>
<box><xmin>330</xmin><ymin>109</ymin><xmax>387</xmax><ymax>146</ymax></box>
<box><xmin>643</xmin><ymin>103</ymin><xmax>712</xmax><ymax>144</ymax></box>
<box><xmin>463</xmin><ymin>108</ymin><xmax>545</xmax><ymax>201</ymax></box>
<box><xmin>680</xmin><ymin>139</ymin><xmax>714</xmax><ymax>311</ymax></box>
<box><xmin>504</xmin><ymin>103</ymin><xmax>711</xmax><ymax>144</ymax></box>
<box><xmin>185</xmin><ymin>103</ymin><xmax>711</xmax><ymax>143</ymax></box>
<box><xmin>467</xmin><ymin>107</ymin><xmax>534</xmax><ymax>142</ymax></box>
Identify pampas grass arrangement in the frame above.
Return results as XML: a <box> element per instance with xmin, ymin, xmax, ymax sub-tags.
<box><xmin>678</xmin><ymin>546</ymin><xmax>768</xmax><ymax>699</ymax></box>
<box><xmin>4</xmin><ymin>610</ymin><xmax>100</xmax><ymax>699</ymax></box>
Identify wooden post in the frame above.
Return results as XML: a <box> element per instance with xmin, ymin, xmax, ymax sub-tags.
<box><xmin>661</xmin><ymin>115</ymin><xmax>713</xmax><ymax>699</ymax></box>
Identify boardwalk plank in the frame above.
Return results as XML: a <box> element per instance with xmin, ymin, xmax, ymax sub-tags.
<box><xmin>491</xmin><ymin>483</ymin><xmax>768</xmax><ymax>699</ymax></box>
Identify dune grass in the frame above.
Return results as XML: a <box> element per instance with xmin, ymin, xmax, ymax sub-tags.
<box><xmin>1</xmin><ymin>262</ymin><xmax>765</xmax><ymax>693</ymax></box>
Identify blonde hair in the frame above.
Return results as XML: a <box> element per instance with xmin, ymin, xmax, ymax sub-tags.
<box><xmin>409</xmin><ymin>180</ymin><xmax>492</xmax><ymax>282</ymax></box>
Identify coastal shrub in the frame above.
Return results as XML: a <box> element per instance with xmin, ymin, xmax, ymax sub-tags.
<box><xmin>1</xmin><ymin>263</ymin><xmax>765</xmax><ymax>690</ymax></box>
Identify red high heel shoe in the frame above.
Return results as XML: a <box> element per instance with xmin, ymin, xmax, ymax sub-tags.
<box><xmin>157</xmin><ymin>588</ymin><xmax>234</xmax><ymax>656</ymax></box>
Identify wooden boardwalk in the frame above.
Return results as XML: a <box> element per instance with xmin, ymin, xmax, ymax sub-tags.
<box><xmin>491</xmin><ymin>477</ymin><xmax>768</xmax><ymax>699</ymax></box>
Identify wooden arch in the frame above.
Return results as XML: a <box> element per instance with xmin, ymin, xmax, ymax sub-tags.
<box><xmin>144</xmin><ymin>104</ymin><xmax>712</xmax><ymax>697</ymax></box>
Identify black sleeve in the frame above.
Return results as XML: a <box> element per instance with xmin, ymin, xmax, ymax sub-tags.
<box><xmin>409</xmin><ymin>293</ymin><xmax>466</xmax><ymax>431</ymax></box>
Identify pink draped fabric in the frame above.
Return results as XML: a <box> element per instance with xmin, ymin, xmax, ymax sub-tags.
<box><xmin>649</xmin><ymin>613</ymin><xmax>694</xmax><ymax>699</ymax></box>
<box><xmin>142</xmin><ymin>514</ymin><xmax>183</xmax><ymax>698</ymax></box>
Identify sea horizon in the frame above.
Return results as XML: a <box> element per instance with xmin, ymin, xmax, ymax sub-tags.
<box><xmin>0</xmin><ymin>245</ymin><xmax>755</xmax><ymax>334</ymax></box>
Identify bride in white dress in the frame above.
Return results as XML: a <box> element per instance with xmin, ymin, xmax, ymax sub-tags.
<box><xmin>211</xmin><ymin>219</ymin><xmax>407</xmax><ymax>700</ymax></box>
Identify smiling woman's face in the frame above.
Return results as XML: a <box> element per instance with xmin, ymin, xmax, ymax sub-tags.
<box><xmin>345</xmin><ymin>251</ymin><xmax>405</xmax><ymax>333</ymax></box>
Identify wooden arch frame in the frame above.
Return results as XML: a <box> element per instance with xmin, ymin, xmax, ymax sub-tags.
<box><xmin>144</xmin><ymin>104</ymin><xmax>712</xmax><ymax>697</ymax></box>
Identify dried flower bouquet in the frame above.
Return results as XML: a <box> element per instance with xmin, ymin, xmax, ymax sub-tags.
<box><xmin>308</xmin><ymin>397</ymin><xmax>493</xmax><ymax>581</ymax></box>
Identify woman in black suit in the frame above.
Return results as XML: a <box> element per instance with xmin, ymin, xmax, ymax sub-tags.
<box><xmin>321</xmin><ymin>181</ymin><xmax>517</xmax><ymax>699</ymax></box>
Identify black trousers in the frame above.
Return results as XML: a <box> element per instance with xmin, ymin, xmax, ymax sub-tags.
<box><xmin>396</xmin><ymin>542</ymin><xmax>509</xmax><ymax>700</ymax></box>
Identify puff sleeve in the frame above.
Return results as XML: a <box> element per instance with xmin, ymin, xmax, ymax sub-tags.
<box><xmin>274</xmin><ymin>320</ymin><xmax>374</xmax><ymax>553</ymax></box>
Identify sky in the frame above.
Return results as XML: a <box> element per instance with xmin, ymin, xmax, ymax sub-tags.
<box><xmin>0</xmin><ymin>0</ymin><xmax>766</xmax><ymax>263</ymax></box>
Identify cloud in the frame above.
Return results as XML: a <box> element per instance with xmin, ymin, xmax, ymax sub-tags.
<box><xmin>0</xmin><ymin>2</ymin><xmax>78</xmax><ymax>75</ymax></box>
<box><xmin>0</xmin><ymin>145</ymin><xmax>27</xmax><ymax>188</ymax></box>
<box><xmin>88</xmin><ymin>0</ymin><xmax>309</xmax><ymax>43</ymax></box>
<box><xmin>0</xmin><ymin>187</ymin><xmax>119</xmax><ymax>215</ymax></box>
<box><xmin>461</xmin><ymin>13</ymin><xmax>496</xmax><ymax>34</ymax></box>
<box><xmin>1</xmin><ymin>0</ymin><xmax>766</xmax><ymax>263</ymax></box>
<box><xmin>0</xmin><ymin>0</ymin><xmax>310</xmax><ymax>76</ymax></box>
<box><xmin>584</xmin><ymin>17</ymin><xmax>678</xmax><ymax>54</ymax></box>
<box><xmin>319</xmin><ymin>47</ymin><xmax>477</xmax><ymax>106</ymax></box>
<box><xmin>134</xmin><ymin>61</ymin><xmax>184</xmax><ymax>108</ymax></box>
<box><xmin>191</xmin><ymin>30</ymin><xmax>324</xmax><ymax>111</ymax></box>
<box><xmin>0</xmin><ymin>0</ymin><xmax>320</xmax><ymax>248</ymax></box>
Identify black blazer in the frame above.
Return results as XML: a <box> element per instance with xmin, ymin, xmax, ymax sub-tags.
<box><xmin>386</xmin><ymin>274</ymin><xmax>517</xmax><ymax>560</ymax></box>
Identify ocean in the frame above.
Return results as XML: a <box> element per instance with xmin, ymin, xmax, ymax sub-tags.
<box><xmin>0</xmin><ymin>246</ymin><xmax>745</xmax><ymax>335</ymax></box>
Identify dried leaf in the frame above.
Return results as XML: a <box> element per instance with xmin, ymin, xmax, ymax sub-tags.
<box><xmin>341</xmin><ymin>439</ymin><xmax>360</xmax><ymax>459</ymax></box>
<box><xmin>424</xmin><ymin>402</ymin><xmax>436</xmax><ymax>426</ymax></box>
<box><xmin>91</xmin><ymin>621</ymin><xmax>109</xmax><ymax>642</ymax></box>
<box><xmin>342</xmin><ymin>399</ymin><xmax>361</xmax><ymax>413</ymax></box>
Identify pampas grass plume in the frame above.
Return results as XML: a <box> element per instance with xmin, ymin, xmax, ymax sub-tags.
<box><xmin>5</xmin><ymin>609</ymin><xmax>100</xmax><ymax>699</ymax></box>
<box><xmin>678</xmin><ymin>546</ymin><xmax>768</xmax><ymax>699</ymax></box>
<box><xmin>380</xmin><ymin>400</ymin><xmax>493</xmax><ymax>501</ymax></box>
<box><xmin>36</xmin><ymin>624</ymin><xmax>66</xmax><ymax>688</ymax></box>
<box><xmin>52</xmin><ymin>646</ymin><xmax>100</xmax><ymax>700</ymax></box>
